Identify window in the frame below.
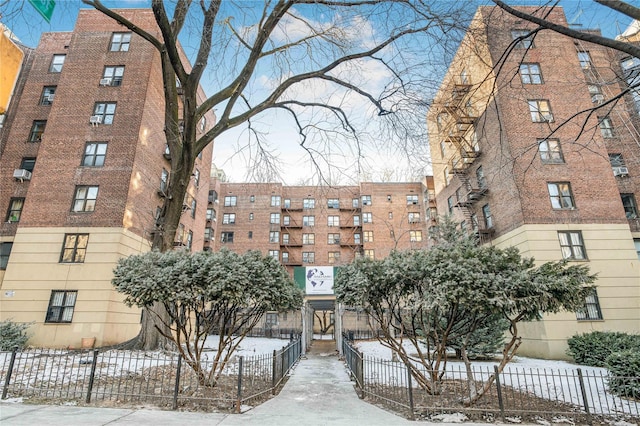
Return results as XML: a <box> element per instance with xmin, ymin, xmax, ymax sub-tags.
<box><xmin>475</xmin><ymin>166</ymin><xmax>487</xmax><ymax>189</ymax></box>
<box><xmin>282</xmin><ymin>252</ymin><xmax>289</xmax><ymax>263</ymax></box>
<box><xmin>209</xmin><ymin>190</ymin><xmax>218</xmax><ymax>203</ymax></box>
<box><xmin>621</xmin><ymin>194</ymin><xmax>638</xmax><ymax>219</ymax></box>
<box><xmin>328</xmin><ymin>233</ymin><xmax>340</xmax><ymax>244</ymax></box>
<box><xmin>588</xmin><ymin>84</ymin><xmax>603</xmax><ymax>102</ymax></box>
<box><xmin>193</xmin><ymin>169</ymin><xmax>200</xmax><ymax>187</ymax></box>
<box><xmin>102</xmin><ymin>66</ymin><xmax>124</xmax><ymax>86</ymax></box>
<box><xmin>576</xmin><ymin>289</ymin><xmax>603</xmax><ymax>321</ymax></box>
<box><xmin>387</xmin><ymin>195</ymin><xmax>392</xmax><ymax>202</ymax></box>
<box><xmin>110</xmin><ymin>32</ymin><xmax>131</xmax><ymax>51</ymax></box>
<box><xmin>364</xmin><ymin>249</ymin><xmax>374</xmax><ymax>260</ymax></box>
<box><xmin>49</xmin><ymin>54</ymin><xmax>66</xmax><ymax>72</ymax></box>
<box><xmin>270</xmin><ymin>213</ymin><xmax>280</xmax><ymax>224</ymax></box>
<box><xmin>283</xmin><ymin>216</ymin><xmax>290</xmax><ymax>226</ymax></box>
<box><xmin>408</xmin><ymin>212</ymin><xmax>420</xmax><ymax>223</ymax></box>
<box><xmin>558</xmin><ymin>231</ymin><xmax>586</xmax><ymax>260</ymax></box>
<box><xmin>363</xmin><ymin>231</ymin><xmax>373</xmax><ymax>243</ymax></box>
<box><xmin>6</xmin><ymin>198</ymin><xmax>24</xmax><ymax>223</ymax></box>
<box><xmin>547</xmin><ymin>182</ymin><xmax>575</xmax><ymax>209</ymax></box>
<box><xmin>352</xmin><ymin>198</ymin><xmax>359</xmax><ymax>208</ymax></box>
<box><xmin>511</xmin><ymin>29</ymin><xmax>534</xmax><ymax>48</ymax></box>
<box><xmin>250</xmin><ymin>195</ymin><xmax>255</xmax><ymax>203</ymax></box>
<box><xmin>328</xmin><ymin>216</ymin><xmax>340</xmax><ymax>227</ymax></box>
<box><xmin>303</xmin><ymin>215</ymin><xmax>315</xmax><ymax>226</ymax></box>
<box><xmin>224</xmin><ymin>196</ymin><xmax>237</xmax><ymax>207</ymax></box>
<box><xmin>248</xmin><ymin>231</ymin><xmax>253</xmax><ymax>239</ymax></box>
<box><xmin>353</xmin><ymin>215</ymin><xmax>360</xmax><ymax>226</ymax></box>
<box><xmin>283</xmin><ymin>199</ymin><xmax>291</xmax><ymax>208</ymax></box>
<box><xmin>186</xmin><ymin>231</ymin><xmax>193</xmax><ymax>250</ymax></box>
<box><xmin>354</xmin><ymin>233</ymin><xmax>361</xmax><ymax>244</ymax></box>
<box><xmin>443</xmin><ymin>166</ymin><xmax>450</xmax><ymax>186</ymax></box>
<box><xmin>222</xmin><ymin>213</ymin><xmax>236</xmax><ymax>224</ymax></box>
<box><xmin>92</xmin><ymin>102</ymin><xmax>116</xmax><ymax>124</ymax></box>
<box><xmin>634</xmin><ymin>239</ymin><xmax>640</xmax><ymax>260</ymax></box>
<box><xmin>577</xmin><ymin>51</ymin><xmax>592</xmax><ymax>69</ymax></box>
<box><xmin>206</xmin><ymin>208</ymin><xmax>214</xmax><ymax>221</ymax></box>
<box><xmin>269</xmin><ymin>250</ymin><xmax>279</xmax><ymax>259</ymax></box>
<box><xmin>269</xmin><ymin>231</ymin><xmax>280</xmax><ymax>243</ymax></box>
<box><xmin>427</xmin><ymin>207</ymin><xmax>437</xmax><ymax>220</ymax></box>
<box><xmin>303</xmin><ymin>233</ymin><xmax>315</xmax><ymax>245</ymax></box>
<box><xmin>406</xmin><ymin>195</ymin><xmax>418</xmax><ymax>205</ymax></box>
<box><xmin>282</xmin><ymin>234</ymin><xmax>290</xmax><ymax>244</ymax></box>
<box><xmin>599</xmin><ymin>117</ymin><xmax>614</xmax><ymax>138</ymax></box>
<box><xmin>82</xmin><ymin>142</ymin><xmax>107</xmax><ymax>167</ymax></box>
<box><xmin>45</xmin><ymin>290</ymin><xmax>77</xmax><ymax>323</ymax></box>
<box><xmin>60</xmin><ymin>234</ymin><xmax>89</xmax><ymax>263</ymax></box>
<box><xmin>0</xmin><ymin>242</ymin><xmax>13</xmax><ymax>270</ymax></box>
<box><xmin>176</xmin><ymin>224</ymin><xmax>185</xmax><ymax>244</ymax></box>
<box><xmin>221</xmin><ymin>232</ymin><xmax>234</xmax><ymax>243</ymax></box>
<box><xmin>328</xmin><ymin>199</ymin><xmax>339</xmax><ymax>209</ymax></box>
<box><xmin>460</xmin><ymin>69</ymin><xmax>469</xmax><ymax>84</ymax></box>
<box><xmin>248</xmin><ymin>212</ymin><xmax>253</xmax><ymax>220</ymax></box>
<box><xmin>159</xmin><ymin>168</ymin><xmax>169</xmax><ymax>193</ymax></box>
<box><xmin>361</xmin><ymin>195</ymin><xmax>372</xmax><ymax>206</ymax></box>
<box><xmin>482</xmin><ymin>204</ymin><xmax>493</xmax><ymax>229</ymax></box>
<box><xmin>20</xmin><ymin>157</ymin><xmax>36</xmax><ymax>172</ymax></box>
<box><xmin>204</xmin><ymin>227</ymin><xmax>213</xmax><ymax>241</ymax></box>
<box><xmin>328</xmin><ymin>252</ymin><xmax>340</xmax><ymax>264</ymax></box>
<box><xmin>303</xmin><ymin>198</ymin><xmax>315</xmax><ymax>209</ymax></box>
<box><xmin>302</xmin><ymin>252</ymin><xmax>315</xmax><ymax>263</ymax></box>
<box><xmin>538</xmin><ymin>139</ymin><xmax>564</xmax><ymax>163</ymax></box>
<box><xmin>362</xmin><ymin>213</ymin><xmax>372</xmax><ymax>223</ymax></box>
<box><xmin>410</xmin><ymin>230</ymin><xmax>423</xmax><ymax>242</ymax></box>
<box><xmin>29</xmin><ymin>120</ymin><xmax>46</xmax><ymax>142</ymax></box>
<box><xmin>271</xmin><ymin>195</ymin><xmax>281</xmax><ymax>207</ymax></box>
<box><xmin>388</xmin><ymin>212</ymin><xmax>393</xmax><ymax>219</ymax></box>
<box><xmin>609</xmin><ymin>153</ymin><xmax>625</xmax><ymax>168</ymax></box>
<box><xmin>41</xmin><ymin>86</ymin><xmax>56</xmax><ymax>105</ymax></box>
<box><xmin>72</xmin><ymin>186</ymin><xmax>99</xmax><ymax>212</ymax></box>
<box><xmin>528</xmin><ymin>100</ymin><xmax>553</xmax><ymax>122</ymax></box>
<box><xmin>447</xmin><ymin>196</ymin><xmax>454</xmax><ymax>214</ymax></box>
<box><xmin>519</xmin><ymin>63</ymin><xmax>542</xmax><ymax>84</ymax></box>
<box><xmin>471</xmin><ymin>213</ymin><xmax>479</xmax><ymax>232</ymax></box>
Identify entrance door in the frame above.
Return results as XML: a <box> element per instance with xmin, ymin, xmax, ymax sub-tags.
<box><xmin>265</xmin><ymin>312</ymin><xmax>278</xmax><ymax>337</ymax></box>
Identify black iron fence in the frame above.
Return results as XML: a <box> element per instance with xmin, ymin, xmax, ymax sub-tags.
<box><xmin>1</xmin><ymin>338</ymin><xmax>301</xmax><ymax>413</ymax></box>
<box><xmin>342</xmin><ymin>336</ymin><xmax>639</xmax><ymax>424</ymax></box>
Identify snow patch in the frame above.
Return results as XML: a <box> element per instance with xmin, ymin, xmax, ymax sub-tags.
<box><xmin>430</xmin><ymin>412</ymin><xmax>468</xmax><ymax>423</ymax></box>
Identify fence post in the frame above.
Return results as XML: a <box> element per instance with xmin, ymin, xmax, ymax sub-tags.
<box><xmin>576</xmin><ymin>368</ymin><xmax>592</xmax><ymax>425</ymax></box>
<box><xmin>172</xmin><ymin>354</ymin><xmax>183</xmax><ymax>410</ymax></box>
<box><xmin>357</xmin><ymin>351</ymin><xmax>364</xmax><ymax>399</ymax></box>
<box><xmin>84</xmin><ymin>349</ymin><xmax>99</xmax><ymax>403</ymax></box>
<box><xmin>1</xmin><ymin>347</ymin><xmax>18</xmax><ymax>400</ymax></box>
<box><xmin>236</xmin><ymin>356</ymin><xmax>244</xmax><ymax>413</ymax></box>
<box><xmin>271</xmin><ymin>350</ymin><xmax>277</xmax><ymax>394</ymax></box>
<box><xmin>406</xmin><ymin>362</ymin><xmax>415</xmax><ymax>420</ymax></box>
<box><xmin>281</xmin><ymin>346</ymin><xmax>286</xmax><ymax>379</ymax></box>
<box><xmin>493</xmin><ymin>365</ymin><xmax>505</xmax><ymax>421</ymax></box>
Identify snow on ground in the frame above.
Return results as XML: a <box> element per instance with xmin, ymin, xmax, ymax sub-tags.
<box><xmin>203</xmin><ymin>335</ymin><xmax>292</xmax><ymax>356</ymax></box>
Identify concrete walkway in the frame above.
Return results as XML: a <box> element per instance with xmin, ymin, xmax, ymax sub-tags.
<box><xmin>0</xmin><ymin>341</ymin><xmax>527</xmax><ymax>425</ymax></box>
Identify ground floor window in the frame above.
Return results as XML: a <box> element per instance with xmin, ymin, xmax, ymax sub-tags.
<box><xmin>45</xmin><ymin>290</ymin><xmax>77</xmax><ymax>323</ymax></box>
<box><xmin>576</xmin><ymin>288</ymin><xmax>603</xmax><ymax>321</ymax></box>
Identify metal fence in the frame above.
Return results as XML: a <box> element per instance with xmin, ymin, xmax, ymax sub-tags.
<box><xmin>342</xmin><ymin>337</ymin><xmax>639</xmax><ymax>424</ymax></box>
<box><xmin>0</xmin><ymin>338</ymin><xmax>301</xmax><ymax>413</ymax></box>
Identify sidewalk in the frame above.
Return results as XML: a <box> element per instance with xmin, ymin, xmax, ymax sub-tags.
<box><xmin>0</xmin><ymin>341</ymin><xmax>528</xmax><ymax>425</ymax></box>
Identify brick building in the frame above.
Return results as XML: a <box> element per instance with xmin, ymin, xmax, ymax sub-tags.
<box><xmin>427</xmin><ymin>7</ymin><xmax>640</xmax><ymax>358</ymax></box>
<box><xmin>0</xmin><ymin>9</ymin><xmax>214</xmax><ymax>348</ymax></box>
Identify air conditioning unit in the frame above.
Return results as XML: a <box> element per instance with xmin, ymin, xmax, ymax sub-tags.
<box><xmin>99</xmin><ymin>78</ymin><xmax>112</xmax><ymax>86</ymax></box>
<box><xmin>591</xmin><ymin>94</ymin><xmax>604</xmax><ymax>103</ymax></box>
<box><xmin>613</xmin><ymin>166</ymin><xmax>629</xmax><ymax>177</ymax></box>
<box><xmin>89</xmin><ymin>115</ymin><xmax>102</xmax><ymax>125</ymax></box>
<box><xmin>46</xmin><ymin>94</ymin><xmax>55</xmax><ymax>102</ymax></box>
<box><xmin>13</xmin><ymin>169</ymin><xmax>32</xmax><ymax>181</ymax></box>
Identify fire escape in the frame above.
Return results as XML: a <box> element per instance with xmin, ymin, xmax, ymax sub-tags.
<box><xmin>441</xmin><ymin>82</ymin><xmax>493</xmax><ymax>242</ymax></box>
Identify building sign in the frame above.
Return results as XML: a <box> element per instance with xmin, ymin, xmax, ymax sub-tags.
<box><xmin>294</xmin><ymin>266</ymin><xmax>335</xmax><ymax>295</ymax></box>
<box><xmin>28</xmin><ymin>0</ymin><xmax>56</xmax><ymax>23</ymax></box>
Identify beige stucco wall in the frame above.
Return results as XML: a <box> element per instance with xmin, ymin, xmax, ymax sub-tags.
<box><xmin>492</xmin><ymin>223</ymin><xmax>640</xmax><ymax>359</ymax></box>
<box><xmin>0</xmin><ymin>227</ymin><xmax>150</xmax><ymax>348</ymax></box>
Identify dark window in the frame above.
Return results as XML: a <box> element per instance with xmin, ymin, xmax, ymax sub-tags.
<box><xmin>20</xmin><ymin>158</ymin><xmax>36</xmax><ymax>172</ymax></box>
<box><xmin>6</xmin><ymin>198</ymin><xmax>25</xmax><ymax>222</ymax></box>
<box><xmin>621</xmin><ymin>194</ymin><xmax>638</xmax><ymax>219</ymax></box>
<box><xmin>29</xmin><ymin>120</ymin><xmax>46</xmax><ymax>142</ymax></box>
<box><xmin>511</xmin><ymin>29</ymin><xmax>535</xmax><ymax>49</ymax></box>
<box><xmin>60</xmin><ymin>234</ymin><xmax>89</xmax><ymax>263</ymax></box>
<box><xmin>82</xmin><ymin>142</ymin><xmax>107</xmax><ymax>167</ymax></box>
<box><xmin>45</xmin><ymin>290</ymin><xmax>77</xmax><ymax>323</ymax></box>
<box><xmin>539</xmin><ymin>139</ymin><xmax>564</xmax><ymax>163</ymax></box>
<box><xmin>190</xmin><ymin>199</ymin><xmax>196</xmax><ymax>219</ymax></box>
<box><xmin>576</xmin><ymin>289</ymin><xmax>602</xmax><ymax>321</ymax></box>
<box><xmin>92</xmin><ymin>102</ymin><xmax>116</xmax><ymax>125</ymax></box>
<box><xmin>476</xmin><ymin>166</ymin><xmax>487</xmax><ymax>188</ymax></box>
<box><xmin>41</xmin><ymin>86</ymin><xmax>56</xmax><ymax>105</ymax></box>
<box><xmin>558</xmin><ymin>231</ymin><xmax>587</xmax><ymax>260</ymax></box>
<box><xmin>221</xmin><ymin>232</ymin><xmax>234</xmax><ymax>243</ymax></box>
<box><xmin>0</xmin><ymin>242</ymin><xmax>13</xmax><ymax>270</ymax></box>
<box><xmin>482</xmin><ymin>204</ymin><xmax>493</xmax><ymax>229</ymax></box>
<box><xmin>609</xmin><ymin>153</ymin><xmax>625</xmax><ymax>167</ymax></box>
<box><xmin>519</xmin><ymin>63</ymin><xmax>542</xmax><ymax>84</ymax></box>
<box><xmin>49</xmin><ymin>54</ymin><xmax>66</xmax><ymax>73</ymax></box>
<box><xmin>102</xmin><ymin>66</ymin><xmax>124</xmax><ymax>86</ymax></box>
<box><xmin>186</xmin><ymin>231</ymin><xmax>193</xmax><ymax>250</ymax></box>
<box><xmin>109</xmin><ymin>32</ymin><xmax>131</xmax><ymax>51</ymax></box>
<box><xmin>447</xmin><ymin>196</ymin><xmax>454</xmax><ymax>214</ymax></box>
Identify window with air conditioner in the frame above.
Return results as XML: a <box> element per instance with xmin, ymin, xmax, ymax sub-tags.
<box><xmin>41</xmin><ymin>86</ymin><xmax>56</xmax><ymax>105</ymax></box>
<box><xmin>102</xmin><ymin>66</ymin><xmax>124</xmax><ymax>86</ymax></box>
<box><xmin>29</xmin><ymin>120</ymin><xmax>46</xmax><ymax>142</ymax></box>
<box><xmin>92</xmin><ymin>102</ymin><xmax>116</xmax><ymax>124</ymax></box>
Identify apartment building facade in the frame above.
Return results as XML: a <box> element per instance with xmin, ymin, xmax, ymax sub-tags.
<box><xmin>0</xmin><ymin>9</ymin><xmax>214</xmax><ymax>348</ymax></box>
<box><xmin>427</xmin><ymin>7</ymin><xmax>640</xmax><ymax>359</ymax></box>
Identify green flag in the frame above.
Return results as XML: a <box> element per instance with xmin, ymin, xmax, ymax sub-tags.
<box><xmin>28</xmin><ymin>0</ymin><xmax>55</xmax><ymax>23</ymax></box>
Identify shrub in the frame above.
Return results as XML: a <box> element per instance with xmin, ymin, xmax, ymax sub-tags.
<box><xmin>606</xmin><ymin>350</ymin><xmax>640</xmax><ymax>399</ymax></box>
<box><xmin>567</xmin><ymin>331</ymin><xmax>640</xmax><ymax>367</ymax></box>
<box><xmin>0</xmin><ymin>319</ymin><xmax>31</xmax><ymax>351</ymax></box>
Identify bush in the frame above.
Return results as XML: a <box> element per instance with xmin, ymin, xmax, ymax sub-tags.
<box><xmin>606</xmin><ymin>350</ymin><xmax>640</xmax><ymax>399</ymax></box>
<box><xmin>0</xmin><ymin>319</ymin><xmax>31</xmax><ymax>351</ymax></box>
<box><xmin>567</xmin><ymin>331</ymin><xmax>640</xmax><ymax>367</ymax></box>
